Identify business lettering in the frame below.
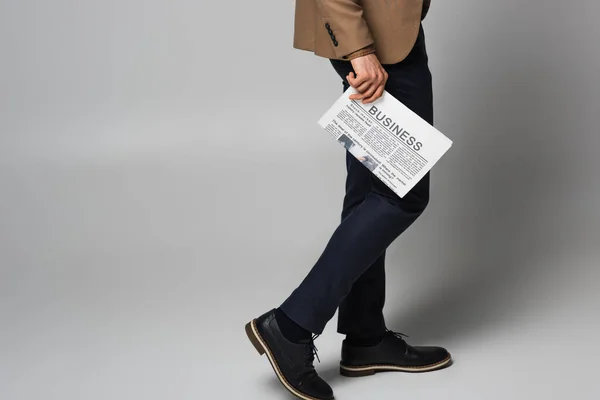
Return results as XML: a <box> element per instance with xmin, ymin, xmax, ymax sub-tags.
<box><xmin>368</xmin><ymin>106</ymin><xmax>423</xmax><ymax>151</ymax></box>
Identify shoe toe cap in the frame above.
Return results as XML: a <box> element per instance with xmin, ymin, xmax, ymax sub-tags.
<box><xmin>301</xmin><ymin>376</ymin><xmax>334</xmax><ymax>400</ymax></box>
<box><xmin>414</xmin><ymin>345</ymin><xmax>450</xmax><ymax>364</ymax></box>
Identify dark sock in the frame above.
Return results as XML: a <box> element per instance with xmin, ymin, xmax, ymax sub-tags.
<box><xmin>275</xmin><ymin>308</ymin><xmax>311</xmax><ymax>343</ymax></box>
<box><xmin>345</xmin><ymin>333</ymin><xmax>385</xmax><ymax>347</ymax></box>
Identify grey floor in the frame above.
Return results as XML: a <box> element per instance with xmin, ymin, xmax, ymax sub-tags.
<box><xmin>2</xmin><ymin>147</ymin><xmax>599</xmax><ymax>400</ymax></box>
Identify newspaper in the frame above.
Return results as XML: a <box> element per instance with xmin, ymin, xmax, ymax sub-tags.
<box><xmin>318</xmin><ymin>87</ymin><xmax>453</xmax><ymax>198</ymax></box>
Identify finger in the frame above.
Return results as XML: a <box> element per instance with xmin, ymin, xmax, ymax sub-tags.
<box><xmin>347</xmin><ymin>73</ymin><xmax>361</xmax><ymax>99</ymax></box>
<box><xmin>346</xmin><ymin>72</ymin><xmax>357</xmax><ymax>87</ymax></box>
<box><xmin>349</xmin><ymin>72</ymin><xmax>377</xmax><ymax>98</ymax></box>
<box><xmin>346</xmin><ymin>72</ymin><xmax>355</xmax><ymax>84</ymax></box>
<box><xmin>355</xmin><ymin>80</ymin><xmax>372</xmax><ymax>93</ymax></box>
<box><xmin>362</xmin><ymin>83</ymin><xmax>385</xmax><ymax>104</ymax></box>
<box><xmin>380</xmin><ymin>72</ymin><xmax>389</xmax><ymax>88</ymax></box>
<box><xmin>360</xmin><ymin>71</ymin><xmax>386</xmax><ymax>102</ymax></box>
<box><xmin>347</xmin><ymin>73</ymin><xmax>362</xmax><ymax>99</ymax></box>
<box><xmin>349</xmin><ymin>83</ymin><xmax>375</xmax><ymax>100</ymax></box>
<box><xmin>357</xmin><ymin>82</ymin><xmax>378</xmax><ymax>101</ymax></box>
<box><xmin>348</xmin><ymin>73</ymin><xmax>369</xmax><ymax>89</ymax></box>
<box><xmin>365</xmin><ymin>83</ymin><xmax>385</xmax><ymax>103</ymax></box>
<box><xmin>349</xmin><ymin>81</ymin><xmax>372</xmax><ymax>99</ymax></box>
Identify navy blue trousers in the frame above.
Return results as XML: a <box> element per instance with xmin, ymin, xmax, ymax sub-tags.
<box><xmin>280</xmin><ymin>26</ymin><xmax>433</xmax><ymax>336</ymax></box>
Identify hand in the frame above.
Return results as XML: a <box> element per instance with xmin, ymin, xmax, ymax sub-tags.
<box><xmin>347</xmin><ymin>53</ymin><xmax>388</xmax><ymax>104</ymax></box>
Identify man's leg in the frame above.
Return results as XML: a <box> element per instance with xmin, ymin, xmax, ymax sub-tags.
<box><xmin>280</xmin><ymin>23</ymin><xmax>435</xmax><ymax>330</ymax></box>
<box><xmin>333</xmin><ymin>26</ymin><xmax>434</xmax><ymax>343</ymax></box>
<box><xmin>266</xmin><ymin>33</ymin><xmax>434</xmax><ymax>347</ymax></box>
<box><xmin>279</xmin><ymin>164</ymin><xmax>430</xmax><ymax>334</ymax></box>
<box><xmin>331</xmin><ymin>27</ymin><xmax>449</xmax><ymax>377</ymax></box>
<box><xmin>337</xmin><ymin>147</ymin><xmax>387</xmax><ymax>341</ymax></box>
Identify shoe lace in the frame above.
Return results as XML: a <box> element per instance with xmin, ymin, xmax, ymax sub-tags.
<box><xmin>387</xmin><ymin>329</ymin><xmax>411</xmax><ymax>354</ymax></box>
<box><xmin>304</xmin><ymin>334</ymin><xmax>321</xmax><ymax>366</ymax></box>
<box><xmin>387</xmin><ymin>329</ymin><xmax>409</xmax><ymax>341</ymax></box>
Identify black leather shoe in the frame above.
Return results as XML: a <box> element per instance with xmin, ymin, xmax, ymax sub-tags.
<box><xmin>340</xmin><ymin>330</ymin><xmax>452</xmax><ymax>377</ymax></box>
<box><xmin>245</xmin><ymin>309</ymin><xmax>334</xmax><ymax>400</ymax></box>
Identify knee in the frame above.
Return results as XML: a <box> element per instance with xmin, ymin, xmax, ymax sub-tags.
<box><xmin>372</xmin><ymin>174</ymin><xmax>431</xmax><ymax>216</ymax></box>
<box><xmin>378</xmin><ymin>189</ymin><xmax>429</xmax><ymax>217</ymax></box>
<box><xmin>418</xmin><ymin>194</ymin><xmax>430</xmax><ymax>214</ymax></box>
<box><xmin>402</xmin><ymin>192</ymin><xmax>430</xmax><ymax>216</ymax></box>
<box><xmin>402</xmin><ymin>173</ymin><xmax>431</xmax><ymax>215</ymax></box>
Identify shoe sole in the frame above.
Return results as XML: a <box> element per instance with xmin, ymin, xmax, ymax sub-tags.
<box><xmin>339</xmin><ymin>353</ymin><xmax>452</xmax><ymax>377</ymax></box>
<box><xmin>245</xmin><ymin>320</ymin><xmax>331</xmax><ymax>400</ymax></box>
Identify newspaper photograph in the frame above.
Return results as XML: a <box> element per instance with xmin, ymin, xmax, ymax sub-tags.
<box><xmin>318</xmin><ymin>87</ymin><xmax>453</xmax><ymax>198</ymax></box>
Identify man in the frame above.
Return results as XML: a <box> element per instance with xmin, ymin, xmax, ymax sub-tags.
<box><xmin>245</xmin><ymin>1</ymin><xmax>451</xmax><ymax>399</ymax></box>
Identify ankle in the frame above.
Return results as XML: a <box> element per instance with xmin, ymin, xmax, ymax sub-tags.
<box><xmin>275</xmin><ymin>308</ymin><xmax>311</xmax><ymax>343</ymax></box>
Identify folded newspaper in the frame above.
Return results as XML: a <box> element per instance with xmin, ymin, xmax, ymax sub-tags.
<box><xmin>318</xmin><ymin>87</ymin><xmax>453</xmax><ymax>198</ymax></box>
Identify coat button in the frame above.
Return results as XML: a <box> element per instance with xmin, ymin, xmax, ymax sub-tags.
<box><xmin>333</xmin><ymin>40</ymin><xmax>339</xmax><ymax>47</ymax></box>
<box><xmin>325</xmin><ymin>23</ymin><xmax>331</xmax><ymax>29</ymax></box>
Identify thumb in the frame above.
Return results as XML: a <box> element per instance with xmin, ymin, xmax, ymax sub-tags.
<box><xmin>347</xmin><ymin>72</ymin><xmax>356</xmax><ymax>86</ymax></box>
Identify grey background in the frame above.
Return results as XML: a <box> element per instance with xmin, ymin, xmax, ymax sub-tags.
<box><xmin>1</xmin><ymin>1</ymin><xmax>599</xmax><ymax>399</ymax></box>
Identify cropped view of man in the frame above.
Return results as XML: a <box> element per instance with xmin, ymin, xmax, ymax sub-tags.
<box><xmin>245</xmin><ymin>1</ymin><xmax>451</xmax><ymax>399</ymax></box>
